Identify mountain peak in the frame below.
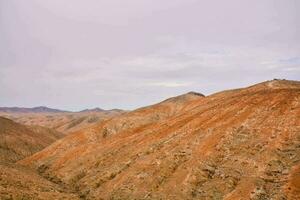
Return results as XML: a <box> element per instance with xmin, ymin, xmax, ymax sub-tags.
<box><xmin>186</xmin><ymin>91</ymin><xmax>205</xmax><ymax>97</ymax></box>
<box><xmin>248</xmin><ymin>79</ymin><xmax>300</xmax><ymax>91</ymax></box>
<box><xmin>162</xmin><ymin>91</ymin><xmax>205</xmax><ymax>104</ymax></box>
<box><xmin>266</xmin><ymin>79</ymin><xmax>300</xmax><ymax>88</ymax></box>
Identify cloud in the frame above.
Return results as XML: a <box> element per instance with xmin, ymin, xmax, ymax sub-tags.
<box><xmin>0</xmin><ymin>0</ymin><xmax>299</xmax><ymax>110</ymax></box>
<box><xmin>147</xmin><ymin>82</ymin><xmax>192</xmax><ymax>88</ymax></box>
<box><xmin>279</xmin><ymin>57</ymin><xmax>300</xmax><ymax>64</ymax></box>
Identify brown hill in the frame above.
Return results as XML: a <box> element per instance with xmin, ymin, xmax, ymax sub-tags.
<box><xmin>0</xmin><ymin>117</ymin><xmax>64</xmax><ymax>163</ymax></box>
<box><xmin>0</xmin><ymin>109</ymin><xmax>125</xmax><ymax>134</ymax></box>
<box><xmin>0</xmin><ymin>117</ymin><xmax>81</xmax><ymax>199</ymax></box>
<box><xmin>18</xmin><ymin>80</ymin><xmax>300</xmax><ymax>199</ymax></box>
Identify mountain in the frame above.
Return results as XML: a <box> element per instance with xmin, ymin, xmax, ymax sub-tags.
<box><xmin>19</xmin><ymin>80</ymin><xmax>300</xmax><ymax>199</ymax></box>
<box><xmin>0</xmin><ymin>106</ymin><xmax>125</xmax><ymax>114</ymax></box>
<box><xmin>0</xmin><ymin>106</ymin><xmax>67</xmax><ymax>113</ymax></box>
<box><xmin>79</xmin><ymin>107</ymin><xmax>105</xmax><ymax>113</ymax></box>
<box><xmin>79</xmin><ymin>107</ymin><xmax>126</xmax><ymax>114</ymax></box>
<box><xmin>0</xmin><ymin>117</ymin><xmax>64</xmax><ymax>163</ymax></box>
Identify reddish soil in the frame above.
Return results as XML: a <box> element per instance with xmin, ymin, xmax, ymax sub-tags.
<box><xmin>4</xmin><ymin>79</ymin><xmax>300</xmax><ymax>199</ymax></box>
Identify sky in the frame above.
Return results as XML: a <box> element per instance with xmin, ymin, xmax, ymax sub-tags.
<box><xmin>0</xmin><ymin>0</ymin><xmax>299</xmax><ymax>111</ymax></box>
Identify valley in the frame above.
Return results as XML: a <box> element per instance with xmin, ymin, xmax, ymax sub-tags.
<box><xmin>1</xmin><ymin>79</ymin><xmax>299</xmax><ymax>199</ymax></box>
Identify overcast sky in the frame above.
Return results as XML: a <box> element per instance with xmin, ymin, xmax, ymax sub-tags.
<box><xmin>0</xmin><ymin>0</ymin><xmax>299</xmax><ymax>111</ymax></box>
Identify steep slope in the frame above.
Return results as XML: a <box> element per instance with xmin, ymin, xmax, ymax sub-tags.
<box><xmin>20</xmin><ymin>80</ymin><xmax>300</xmax><ymax>199</ymax></box>
<box><xmin>18</xmin><ymin>91</ymin><xmax>204</xmax><ymax>171</ymax></box>
<box><xmin>95</xmin><ymin>91</ymin><xmax>205</xmax><ymax>138</ymax></box>
<box><xmin>0</xmin><ymin>117</ymin><xmax>64</xmax><ymax>163</ymax></box>
<box><xmin>0</xmin><ymin>117</ymin><xmax>80</xmax><ymax>199</ymax></box>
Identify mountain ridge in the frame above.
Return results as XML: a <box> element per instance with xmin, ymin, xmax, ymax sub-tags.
<box><xmin>0</xmin><ymin>106</ymin><xmax>67</xmax><ymax>113</ymax></box>
<box><xmin>19</xmin><ymin>79</ymin><xmax>300</xmax><ymax>199</ymax></box>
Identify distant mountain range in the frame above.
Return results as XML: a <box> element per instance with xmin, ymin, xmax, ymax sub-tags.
<box><xmin>0</xmin><ymin>106</ymin><xmax>67</xmax><ymax>113</ymax></box>
<box><xmin>79</xmin><ymin>108</ymin><xmax>125</xmax><ymax>113</ymax></box>
<box><xmin>0</xmin><ymin>106</ymin><xmax>124</xmax><ymax>113</ymax></box>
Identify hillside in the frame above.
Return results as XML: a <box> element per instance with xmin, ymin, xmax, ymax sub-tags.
<box><xmin>0</xmin><ymin>109</ymin><xmax>125</xmax><ymax>134</ymax></box>
<box><xmin>0</xmin><ymin>162</ymin><xmax>79</xmax><ymax>199</ymax></box>
<box><xmin>19</xmin><ymin>80</ymin><xmax>300</xmax><ymax>199</ymax></box>
<box><xmin>0</xmin><ymin>117</ymin><xmax>82</xmax><ymax>199</ymax></box>
<box><xmin>0</xmin><ymin>117</ymin><xmax>64</xmax><ymax>163</ymax></box>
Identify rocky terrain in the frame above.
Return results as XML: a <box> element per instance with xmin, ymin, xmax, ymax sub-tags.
<box><xmin>0</xmin><ymin>163</ymin><xmax>79</xmax><ymax>200</ymax></box>
<box><xmin>17</xmin><ymin>79</ymin><xmax>300</xmax><ymax>199</ymax></box>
